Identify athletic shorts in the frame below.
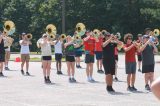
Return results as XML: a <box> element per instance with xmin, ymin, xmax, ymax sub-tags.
<box><xmin>75</xmin><ymin>51</ymin><xmax>82</xmax><ymax>57</ymax></box>
<box><xmin>42</xmin><ymin>56</ymin><xmax>52</xmax><ymax>61</ymax></box>
<box><xmin>125</xmin><ymin>62</ymin><xmax>136</xmax><ymax>74</ymax></box>
<box><xmin>55</xmin><ymin>53</ymin><xmax>62</xmax><ymax>61</ymax></box>
<box><xmin>66</xmin><ymin>56</ymin><xmax>75</xmax><ymax>62</ymax></box>
<box><xmin>95</xmin><ymin>51</ymin><xmax>102</xmax><ymax>60</ymax></box>
<box><xmin>85</xmin><ymin>54</ymin><xmax>94</xmax><ymax>63</ymax></box>
<box><xmin>137</xmin><ymin>55</ymin><xmax>142</xmax><ymax>61</ymax></box>
<box><xmin>21</xmin><ymin>54</ymin><xmax>30</xmax><ymax>62</ymax></box>
<box><xmin>0</xmin><ymin>54</ymin><xmax>5</xmax><ymax>62</ymax></box>
<box><xmin>103</xmin><ymin>58</ymin><xmax>115</xmax><ymax>75</ymax></box>
<box><xmin>142</xmin><ymin>64</ymin><xmax>154</xmax><ymax>73</ymax></box>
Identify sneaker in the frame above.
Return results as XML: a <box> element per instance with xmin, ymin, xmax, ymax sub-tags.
<box><xmin>26</xmin><ymin>72</ymin><xmax>30</xmax><ymax>76</ymax></box>
<box><xmin>76</xmin><ymin>65</ymin><xmax>79</xmax><ymax>68</ymax></box>
<box><xmin>5</xmin><ymin>67</ymin><xmax>10</xmax><ymax>70</ymax></box>
<box><xmin>21</xmin><ymin>70</ymin><xmax>24</xmax><ymax>75</ymax></box>
<box><xmin>138</xmin><ymin>69</ymin><xmax>141</xmax><ymax>72</ymax></box>
<box><xmin>145</xmin><ymin>84</ymin><xmax>151</xmax><ymax>91</ymax></box>
<box><xmin>114</xmin><ymin>77</ymin><xmax>118</xmax><ymax>81</ymax></box>
<box><xmin>57</xmin><ymin>71</ymin><xmax>63</xmax><ymax>75</ymax></box>
<box><xmin>71</xmin><ymin>78</ymin><xmax>77</xmax><ymax>82</ymax></box>
<box><xmin>90</xmin><ymin>78</ymin><xmax>95</xmax><ymax>82</ymax></box>
<box><xmin>69</xmin><ymin>78</ymin><xmax>72</xmax><ymax>83</ymax></box>
<box><xmin>46</xmin><ymin>77</ymin><xmax>51</xmax><ymax>84</ymax></box>
<box><xmin>106</xmin><ymin>86</ymin><xmax>115</xmax><ymax>92</ymax></box>
<box><xmin>78</xmin><ymin>65</ymin><xmax>82</xmax><ymax>68</ymax></box>
<box><xmin>0</xmin><ymin>72</ymin><xmax>4</xmax><ymax>77</ymax></box>
<box><xmin>131</xmin><ymin>86</ymin><xmax>137</xmax><ymax>91</ymax></box>
<box><xmin>127</xmin><ymin>86</ymin><xmax>133</xmax><ymax>91</ymax></box>
<box><xmin>97</xmin><ymin>70</ymin><xmax>104</xmax><ymax>74</ymax></box>
<box><xmin>44</xmin><ymin>77</ymin><xmax>47</xmax><ymax>83</ymax></box>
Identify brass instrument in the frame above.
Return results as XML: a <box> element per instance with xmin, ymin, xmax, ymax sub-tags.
<box><xmin>117</xmin><ymin>41</ymin><xmax>124</xmax><ymax>50</ymax></box>
<box><xmin>153</xmin><ymin>29</ymin><xmax>159</xmax><ymax>37</ymax></box>
<box><xmin>60</xmin><ymin>34</ymin><xmax>66</xmax><ymax>40</ymax></box>
<box><xmin>93</xmin><ymin>29</ymin><xmax>100</xmax><ymax>38</ymax></box>
<box><xmin>46</xmin><ymin>24</ymin><xmax>57</xmax><ymax>35</ymax></box>
<box><xmin>26</xmin><ymin>33</ymin><xmax>32</xmax><ymax>40</ymax></box>
<box><xmin>101</xmin><ymin>30</ymin><xmax>107</xmax><ymax>36</ymax></box>
<box><xmin>74</xmin><ymin>34</ymin><xmax>81</xmax><ymax>40</ymax></box>
<box><xmin>4</xmin><ymin>20</ymin><xmax>15</xmax><ymax>35</ymax></box>
<box><xmin>115</xmin><ymin>32</ymin><xmax>121</xmax><ymax>40</ymax></box>
<box><xmin>75</xmin><ymin>23</ymin><xmax>86</xmax><ymax>36</ymax></box>
<box><xmin>4</xmin><ymin>36</ymin><xmax>14</xmax><ymax>47</ymax></box>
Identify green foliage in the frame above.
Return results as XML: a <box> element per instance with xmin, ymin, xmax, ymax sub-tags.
<box><xmin>0</xmin><ymin>0</ymin><xmax>159</xmax><ymax>51</ymax></box>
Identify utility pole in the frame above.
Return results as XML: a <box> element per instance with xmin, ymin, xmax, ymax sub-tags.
<box><xmin>62</xmin><ymin>0</ymin><xmax>65</xmax><ymax>33</ymax></box>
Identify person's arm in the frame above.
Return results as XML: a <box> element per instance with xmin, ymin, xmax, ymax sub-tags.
<box><xmin>102</xmin><ymin>36</ymin><xmax>112</xmax><ymax>47</ymax></box>
<box><xmin>0</xmin><ymin>35</ymin><xmax>3</xmax><ymax>43</ymax></box>
<box><xmin>150</xmin><ymin>41</ymin><xmax>158</xmax><ymax>53</ymax></box>
<box><xmin>139</xmin><ymin>40</ymin><xmax>150</xmax><ymax>52</ymax></box>
<box><xmin>83</xmin><ymin>35</ymin><xmax>90</xmax><ymax>41</ymax></box>
<box><xmin>151</xmin><ymin>77</ymin><xmax>160</xmax><ymax>100</ymax></box>
<box><xmin>64</xmin><ymin>40</ymin><xmax>74</xmax><ymax>48</ymax></box>
<box><xmin>123</xmin><ymin>43</ymin><xmax>135</xmax><ymax>52</ymax></box>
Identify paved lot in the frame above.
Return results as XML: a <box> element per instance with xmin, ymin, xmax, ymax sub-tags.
<box><xmin>0</xmin><ymin>54</ymin><xmax>160</xmax><ymax>106</ymax></box>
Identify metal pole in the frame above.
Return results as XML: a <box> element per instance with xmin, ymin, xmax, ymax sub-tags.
<box><xmin>62</xmin><ymin>0</ymin><xmax>65</xmax><ymax>33</ymax></box>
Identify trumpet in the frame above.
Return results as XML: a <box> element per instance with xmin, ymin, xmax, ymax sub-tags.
<box><xmin>93</xmin><ymin>29</ymin><xmax>100</xmax><ymax>38</ymax></box>
<box><xmin>46</xmin><ymin>24</ymin><xmax>57</xmax><ymax>35</ymax></box>
<box><xmin>26</xmin><ymin>33</ymin><xmax>32</xmax><ymax>40</ymax></box>
<box><xmin>48</xmin><ymin>34</ymin><xmax>55</xmax><ymax>40</ymax></box>
<box><xmin>115</xmin><ymin>32</ymin><xmax>121</xmax><ymax>40</ymax></box>
<box><xmin>4</xmin><ymin>20</ymin><xmax>16</xmax><ymax>36</ymax></box>
<box><xmin>75</xmin><ymin>23</ymin><xmax>86</xmax><ymax>36</ymax></box>
<box><xmin>60</xmin><ymin>34</ymin><xmax>66</xmax><ymax>40</ymax></box>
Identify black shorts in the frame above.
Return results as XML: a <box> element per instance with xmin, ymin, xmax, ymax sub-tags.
<box><xmin>85</xmin><ymin>54</ymin><xmax>94</xmax><ymax>63</ymax></box>
<box><xmin>66</xmin><ymin>56</ymin><xmax>75</xmax><ymax>62</ymax></box>
<box><xmin>137</xmin><ymin>55</ymin><xmax>142</xmax><ymax>61</ymax></box>
<box><xmin>95</xmin><ymin>51</ymin><xmax>102</xmax><ymax>60</ymax></box>
<box><xmin>142</xmin><ymin>64</ymin><xmax>154</xmax><ymax>73</ymax></box>
<box><xmin>42</xmin><ymin>56</ymin><xmax>52</xmax><ymax>61</ymax></box>
<box><xmin>0</xmin><ymin>54</ymin><xmax>5</xmax><ymax>62</ymax></box>
<box><xmin>115</xmin><ymin>55</ymin><xmax>118</xmax><ymax>61</ymax></box>
<box><xmin>75</xmin><ymin>51</ymin><xmax>82</xmax><ymax>57</ymax></box>
<box><xmin>103</xmin><ymin>58</ymin><xmax>115</xmax><ymax>75</ymax></box>
<box><xmin>125</xmin><ymin>62</ymin><xmax>136</xmax><ymax>74</ymax></box>
<box><xmin>55</xmin><ymin>53</ymin><xmax>62</xmax><ymax>61</ymax></box>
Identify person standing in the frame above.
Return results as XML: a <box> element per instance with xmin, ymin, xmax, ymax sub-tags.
<box><xmin>123</xmin><ymin>33</ymin><xmax>138</xmax><ymax>91</ymax></box>
<box><xmin>39</xmin><ymin>34</ymin><xmax>55</xmax><ymax>83</ymax></box>
<box><xmin>0</xmin><ymin>32</ymin><xmax>6</xmax><ymax>76</ymax></box>
<box><xmin>83</xmin><ymin>31</ymin><xmax>96</xmax><ymax>82</ymax></box>
<box><xmin>95</xmin><ymin>33</ymin><xmax>104</xmax><ymax>73</ymax></box>
<box><xmin>19</xmin><ymin>33</ymin><xmax>31</xmax><ymax>76</ymax></box>
<box><xmin>64</xmin><ymin>35</ymin><xmax>77</xmax><ymax>83</ymax></box>
<box><xmin>54</xmin><ymin>37</ymin><xmax>63</xmax><ymax>75</ymax></box>
<box><xmin>140</xmin><ymin>34</ymin><xmax>158</xmax><ymax>91</ymax></box>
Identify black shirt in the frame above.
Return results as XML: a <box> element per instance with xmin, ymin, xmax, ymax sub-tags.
<box><xmin>102</xmin><ymin>42</ymin><xmax>117</xmax><ymax>59</ymax></box>
<box><xmin>0</xmin><ymin>39</ymin><xmax>5</xmax><ymax>54</ymax></box>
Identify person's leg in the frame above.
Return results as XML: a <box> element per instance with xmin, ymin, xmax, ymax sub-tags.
<box><xmin>59</xmin><ymin>60</ymin><xmax>62</xmax><ymax>71</ymax></box>
<box><xmin>42</xmin><ymin>60</ymin><xmax>47</xmax><ymax>82</ymax></box>
<box><xmin>127</xmin><ymin>74</ymin><xmax>131</xmax><ymax>87</ymax></box>
<box><xmin>151</xmin><ymin>77</ymin><xmax>160</xmax><ymax>100</ymax></box>
<box><xmin>46</xmin><ymin>61</ymin><xmax>51</xmax><ymax>83</ymax></box>
<box><xmin>86</xmin><ymin>64</ymin><xmax>90</xmax><ymax>80</ymax></box>
<box><xmin>67</xmin><ymin>62</ymin><xmax>71</xmax><ymax>77</ymax></box>
<box><xmin>106</xmin><ymin>74</ymin><xmax>114</xmax><ymax>91</ymax></box>
<box><xmin>99</xmin><ymin>59</ymin><xmax>102</xmax><ymax>70</ymax></box>
<box><xmin>56</xmin><ymin>61</ymin><xmax>59</xmax><ymax>71</ymax></box>
<box><xmin>0</xmin><ymin>62</ymin><xmax>3</xmax><ymax>72</ymax></box>
<box><xmin>26</xmin><ymin>61</ymin><xmax>29</xmax><ymax>72</ymax></box>
<box><xmin>131</xmin><ymin>74</ymin><xmax>136</xmax><ymax>87</ymax></box>
<box><xmin>5</xmin><ymin>51</ymin><xmax>10</xmax><ymax>69</ymax></box>
<box><xmin>115</xmin><ymin>60</ymin><xmax>118</xmax><ymax>79</ymax></box>
<box><xmin>97</xmin><ymin>60</ymin><xmax>99</xmax><ymax>71</ymax></box>
<box><xmin>90</xmin><ymin>63</ymin><xmax>94</xmax><ymax>80</ymax></box>
<box><xmin>145</xmin><ymin>73</ymin><xmax>149</xmax><ymax>85</ymax></box>
<box><xmin>149</xmin><ymin>72</ymin><xmax>154</xmax><ymax>85</ymax></box>
<box><xmin>71</xmin><ymin>62</ymin><xmax>75</xmax><ymax>77</ymax></box>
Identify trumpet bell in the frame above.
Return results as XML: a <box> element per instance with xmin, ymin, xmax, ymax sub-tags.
<box><xmin>46</xmin><ymin>24</ymin><xmax>57</xmax><ymax>35</ymax></box>
<box><xmin>49</xmin><ymin>34</ymin><xmax>55</xmax><ymax>40</ymax></box>
<box><xmin>26</xmin><ymin>33</ymin><xmax>32</xmax><ymax>40</ymax></box>
<box><xmin>153</xmin><ymin>29</ymin><xmax>160</xmax><ymax>36</ymax></box>
<box><xmin>93</xmin><ymin>29</ymin><xmax>100</xmax><ymax>38</ymax></box>
<box><xmin>60</xmin><ymin>34</ymin><xmax>66</xmax><ymax>40</ymax></box>
<box><xmin>75</xmin><ymin>23</ymin><xmax>86</xmax><ymax>36</ymax></box>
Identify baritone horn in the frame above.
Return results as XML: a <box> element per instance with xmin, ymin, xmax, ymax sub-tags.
<box><xmin>46</xmin><ymin>24</ymin><xmax>57</xmax><ymax>35</ymax></box>
<box><xmin>93</xmin><ymin>29</ymin><xmax>100</xmax><ymax>38</ymax></box>
<box><xmin>75</xmin><ymin>23</ymin><xmax>86</xmax><ymax>36</ymax></box>
<box><xmin>153</xmin><ymin>29</ymin><xmax>159</xmax><ymax>37</ymax></box>
<box><xmin>4</xmin><ymin>20</ymin><xmax>16</xmax><ymax>35</ymax></box>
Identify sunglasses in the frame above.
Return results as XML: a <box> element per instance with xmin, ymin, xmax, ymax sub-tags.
<box><xmin>127</xmin><ymin>37</ymin><xmax>132</xmax><ymax>40</ymax></box>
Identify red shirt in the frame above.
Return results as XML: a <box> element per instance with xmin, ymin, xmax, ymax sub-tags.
<box><xmin>124</xmin><ymin>44</ymin><xmax>137</xmax><ymax>62</ymax></box>
<box><xmin>95</xmin><ymin>37</ymin><xmax>103</xmax><ymax>51</ymax></box>
<box><xmin>114</xmin><ymin>47</ymin><xmax>118</xmax><ymax>55</ymax></box>
<box><xmin>84</xmin><ymin>36</ymin><xmax>95</xmax><ymax>55</ymax></box>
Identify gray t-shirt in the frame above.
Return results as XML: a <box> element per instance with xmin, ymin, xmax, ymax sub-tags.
<box><xmin>142</xmin><ymin>45</ymin><xmax>155</xmax><ymax>65</ymax></box>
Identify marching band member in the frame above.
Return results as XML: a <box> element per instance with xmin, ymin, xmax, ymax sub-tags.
<box><xmin>123</xmin><ymin>33</ymin><xmax>138</xmax><ymax>91</ymax></box>
<box><xmin>0</xmin><ymin>32</ymin><xmax>6</xmax><ymax>76</ymax></box>
<box><xmin>139</xmin><ymin>28</ymin><xmax>158</xmax><ymax>91</ymax></box>
<box><xmin>83</xmin><ymin>31</ymin><xmax>96</xmax><ymax>82</ymax></box>
<box><xmin>19</xmin><ymin>33</ymin><xmax>32</xmax><ymax>76</ymax></box>
<box><xmin>102</xmin><ymin>32</ymin><xmax>122</xmax><ymax>92</ymax></box>
<box><xmin>64</xmin><ymin>35</ymin><xmax>77</xmax><ymax>83</ymax></box>
<box><xmin>137</xmin><ymin>34</ymin><xmax>143</xmax><ymax>72</ymax></box>
<box><xmin>54</xmin><ymin>36</ymin><xmax>63</xmax><ymax>75</ymax></box>
<box><xmin>95</xmin><ymin>33</ymin><xmax>104</xmax><ymax>74</ymax></box>
<box><xmin>39</xmin><ymin>34</ymin><xmax>55</xmax><ymax>83</ymax></box>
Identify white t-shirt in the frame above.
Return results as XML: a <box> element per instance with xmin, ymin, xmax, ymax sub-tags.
<box><xmin>54</xmin><ymin>41</ymin><xmax>62</xmax><ymax>54</ymax></box>
<box><xmin>41</xmin><ymin>41</ymin><xmax>52</xmax><ymax>56</ymax></box>
<box><xmin>19</xmin><ymin>40</ymin><xmax>30</xmax><ymax>54</ymax></box>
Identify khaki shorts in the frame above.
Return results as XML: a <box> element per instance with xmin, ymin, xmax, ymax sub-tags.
<box><xmin>5</xmin><ymin>51</ymin><xmax>10</xmax><ymax>61</ymax></box>
<box><xmin>21</xmin><ymin>54</ymin><xmax>30</xmax><ymax>62</ymax></box>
